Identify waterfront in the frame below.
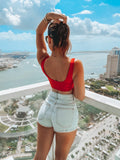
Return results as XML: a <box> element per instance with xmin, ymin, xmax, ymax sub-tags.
<box><xmin>0</xmin><ymin>52</ymin><xmax>29</xmax><ymax>71</ymax></box>
<box><xmin>0</xmin><ymin>51</ymin><xmax>108</xmax><ymax>91</ymax></box>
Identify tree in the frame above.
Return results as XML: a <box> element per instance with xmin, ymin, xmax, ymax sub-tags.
<box><xmin>103</xmin><ymin>129</ymin><xmax>106</xmax><ymax>136</ymax></box>
<box><xmin>85</xmin><ymin>143</ymin><xmax>88</xmax><ymax>151</ymax></box>
<box><xmin>82</xmin><ymin>147</ymin><xmax>85</xmax><ymax>151</ymax></box>
<box><xmin>116</xmin><ymin>116</ymin><xmax>119</xmax><ymax>122</ymax></box>
<box><xmin>89</xmin><ymin>142</ymin><xmax>92</xmax><ymax>145</ymax></box>
<box><xmin>41</xmin><ymin>91</ymin><xmax>47</xmax><ymax>100</ymax></box>
<box><xmin>103</xmin><ymin>129</ymin><xmax>105</xmax><ymax>132</ymax></box>
<box><xmin>118</xmin><ymin>125</ymin><xmax>120</xmax><ymax>131</ymax></box>
<box><xmin>84</xmin><ymin>115</ymin><xmax>90</xmax><ymax>123</ymax></box>
<box><xmin>89</xmin><ymin>141</ymin><xmax>92</xmax><ymax>150</ymax></box>
<box><xmin>103</xmin><ymin>155</ymin><xmax>107</xmax><ymax>160</ymax></box>
<box><xmin>92</xmin><ymin>137</ymin><xmax>94</xmax><ymax>141</ymax></box>
<box><xmin>98</xmin><ymin>132</ymin><xmax>101</xmax><ymax>136</ymax></box>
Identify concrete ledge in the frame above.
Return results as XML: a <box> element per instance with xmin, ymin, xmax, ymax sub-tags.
<box><xmin>0</xmin><ymin>81</ymin><xmax>120</xmax><ymax>116</ymax></box>
<box><xmin>0</xmin><ymin>81</ymin><xmax>50</xmax><ymax>102</ymax></box>
<box><xmin>83</xmin><ymin>90</ymin><xmax>120</xmax><ymax>117</ymax></box>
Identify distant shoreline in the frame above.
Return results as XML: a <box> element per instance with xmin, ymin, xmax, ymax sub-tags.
<box><xmin>0</xmin><ymin>50</ymin><xmax>110</xmax><ymax>55</ymax></box>
<box><xmin>0</xmin><ymin>52</ymin><xmax>30</xmax><ymax>71</ymax></box>
<box><xmin>71</xmin><ymin>50</ymin><xmax>110</xmax><ymax>54</ymax></box>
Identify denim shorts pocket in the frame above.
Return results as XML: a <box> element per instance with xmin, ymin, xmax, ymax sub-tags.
<box><xmin>38</xmin><ymin>101</ymin><xmax>50</xmax><ymax>120</ymax></box>
<box><xmin>55</xmin><ymin>106</ymin><xmax>75</xmax><ymax>128</ymax></box>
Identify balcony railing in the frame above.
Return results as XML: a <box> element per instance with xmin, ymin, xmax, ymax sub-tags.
<box><xmin>0</xmin><ymin>81</ymin><xmax>120</xmax><ymax>160</ymax></box>
<box><xmin>0</xmin><ymin>81</ymin><xmax>120</xmax><ymax>116</ymax></box>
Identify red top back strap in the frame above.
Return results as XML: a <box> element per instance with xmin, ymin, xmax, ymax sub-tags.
<box><xmin>41</xmin><ymin>56</ymin><xmax>75</xmax><ymax>91</ymax></box>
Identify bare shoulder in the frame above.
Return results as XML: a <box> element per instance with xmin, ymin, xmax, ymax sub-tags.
<box><xmin>37</xmin><ymin>49</ymin><xmax>49</xmax><ymax>65</ymax></box>
<box><xmin>74</xmin><ymin>59</ymin><xmax>84</xmax><ymax>74</ymax></box>
<box><xmin>74</xmin><ymin>59</ymin><xmax>83</xmax><ymax>66</ymax></box>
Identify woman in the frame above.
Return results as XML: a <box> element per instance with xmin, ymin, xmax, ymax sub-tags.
<box><xmin>34</xmin><ymin>12</ymin><xmax>85</xmax><ymax>160</ymax></box>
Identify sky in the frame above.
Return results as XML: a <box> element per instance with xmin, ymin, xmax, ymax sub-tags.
<box><xmin>0</xmin><ymin>0</ymin><xmax>120</xmax><ymax>52</ymax></box>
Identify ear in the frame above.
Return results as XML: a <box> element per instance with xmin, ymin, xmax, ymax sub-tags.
<box><xmin>48</xmin><ymin>36</ymin><xmax>52</xmax><ymax>44</ymax></box>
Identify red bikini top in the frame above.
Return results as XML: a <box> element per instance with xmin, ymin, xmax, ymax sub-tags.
<box><xmin>41</xmin><ymin>56</ymin><xmax>75</xmax><ymax>91</ymax></box>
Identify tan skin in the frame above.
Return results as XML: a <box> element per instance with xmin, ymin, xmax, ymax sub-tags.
<box><xmin>34</xmin><ymin>12</ymin><xmax>85</xmax><ymax>160</ymax></box>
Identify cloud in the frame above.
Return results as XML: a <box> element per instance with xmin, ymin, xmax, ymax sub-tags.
<box><xmin>0</xmin><ymin>0</ymin><xmax>60</xmax><ymax>30</ymax></box>
<box><xmin>53</xmin><ymin>8</ymin><xmax>62</xmax><ymax>14</ymax></box>
<box><xmin>0</xmin><ymin>0</ymin><xmax>120</xmax><ymax>39</ymax></box>
<box><xmin>3</xmin><ymin>7</ymin><xmax>21</xmax><ymax>26</ymax></box>
<box><xmin>67</xmin><ymin>17</ymin><xmax>120</xmax><ymax>37</ymax></box>
<box><xmin>99</xmin><ymin>2</ymin><xmax>108</xmax><ymax>6</ymax></box>
<box><xmin>1</xmin><ymin>16</ymin><xmax>120</xmax><ymax>41</ymax></box>
<box><xmin>113</xmin><ymin>13</ymin><xmax>120</xmax><ymax>17</ymax></box>
<box><xmin>0</xmin><ymin>30</ymin><xmax>35</xmax><ymax>40</ymax></box>
<box><xmin>72</xmin><ymin>10</ymin><xmax>93</xmax><ymax>16</ymax></box>
<box><xmin>70</xmin><ymin>35</ymin><xmax>120</xmax><ymax>51</ymax></box>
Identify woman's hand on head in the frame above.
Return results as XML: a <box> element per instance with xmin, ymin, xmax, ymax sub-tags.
<box><xmin>46</xmin><ymin>12</ymin><xmax>67</xmax><ymax>24</ymax></box>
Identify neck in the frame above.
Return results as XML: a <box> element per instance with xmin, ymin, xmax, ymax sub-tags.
<box><xmin>51</xmin><ymin>48</ymin><xmax>66</xmax><ymax>58</ymax></box>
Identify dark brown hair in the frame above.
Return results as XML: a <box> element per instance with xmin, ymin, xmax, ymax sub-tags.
<box><xmin>48</xmin><ymin>22</ymin><xmax>71</xmax><ymax>55</ymax></box>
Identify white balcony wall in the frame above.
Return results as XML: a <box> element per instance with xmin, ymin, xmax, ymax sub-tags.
<box><xmin>0</xmin><ymin>81</ymin><xmax>120</xmax><ymax>116</ymax></box>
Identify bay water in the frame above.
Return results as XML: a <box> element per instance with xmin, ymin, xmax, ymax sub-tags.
<box><xmin>0</xmin><ymin>52</ymin><xmax>108</xmax><ymax>91</ymax></box>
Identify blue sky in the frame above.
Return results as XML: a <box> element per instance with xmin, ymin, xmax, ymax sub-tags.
<box><xmin>56</xmin><ymin>0</ymin><xmax>120</xmax><ymax>24</ymax></box>
<box><xmin>0</xmin><ymin>0</ymin><xmax>120</xmax><ymax>52</ymax></box>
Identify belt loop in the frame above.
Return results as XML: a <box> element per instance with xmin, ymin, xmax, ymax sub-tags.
<box><xmin>73</xmin><ymin>95</ymin><xmax>74</xmax><ymax>100</ymax></box>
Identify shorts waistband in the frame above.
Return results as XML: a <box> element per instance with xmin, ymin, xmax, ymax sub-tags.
<box><xmin>49</xmin><ymin>90</ymin><xmax>74</xmax><ymax>100</ymax></box>
<box><xmin>46</xmin><ymin>90</ymin><xmax>75</xmax><ymax>105</ymax></box>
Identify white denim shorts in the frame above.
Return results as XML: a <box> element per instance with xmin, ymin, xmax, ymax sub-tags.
<box><xmin>37</xmin><ymin>90</ymin><xmax>79</xmax><ymax>133</ymax></box>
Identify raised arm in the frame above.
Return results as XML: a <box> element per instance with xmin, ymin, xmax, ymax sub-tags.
<box><xmin>36</xmin><ymin>12</ymin><xmax>67</xmax><ymax>65</ymax></box>
<box><xmin>36</xmin><ymin>13</ymin><xmax>50</xmax><ymax>65</ymax></box>
<box><xmin>73</xmin><ymin>59</ymin><xmax>85</xmax><ymax>101</ymax></box>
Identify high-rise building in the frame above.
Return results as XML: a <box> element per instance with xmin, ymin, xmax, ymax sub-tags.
<box><xmin>105</xmin><ymin>55</ymin><xmax>118</xmax><ymax>78</ymax></box>
<box><xmin>104</xmin><ymin>47</ymin><xmax>120</xmax><ymax>78</ymax></box>
<box><xmin>110</xmin><ymin>47</ymin><xmax>120</xmax><ymax>75</ymax></box>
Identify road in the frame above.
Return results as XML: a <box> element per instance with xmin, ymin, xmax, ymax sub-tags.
<box><xmin>16</xmin><ymin>137</ymin><xmax>22</xmax><ymax>154</ymax></box>
<box><xmin>68</xmin><ymin>114</ymin><xmax>117</xmax><ymax>160</ymax></box>
<box><xmin>0</xmin><ymin>128</ymin><xmax>37</xmax><ymax>138</ymax></box>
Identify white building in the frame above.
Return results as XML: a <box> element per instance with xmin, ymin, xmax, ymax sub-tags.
<box><xmin>115</xmin><ymin>149</ymin><xmax>120</xmax><ymax>160</ymax></box>
<box><xmin>105</xmin><ymin>55</ymin><xmax>118</xmax><ymax>78</ymax></box>
<box><xmin>110</xmin><ymin>47</ymin><xmax>120</xmax><ymax>75</ymax></box>
<box><xmin>103</xmin><ymin>47</ymin><xmax>120</xmax><ymax>79</ymax></box>
<box><xmin>2</xmin><ymin>156</ymin><xmax>14</xmax><ymax>160</ymax></box>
